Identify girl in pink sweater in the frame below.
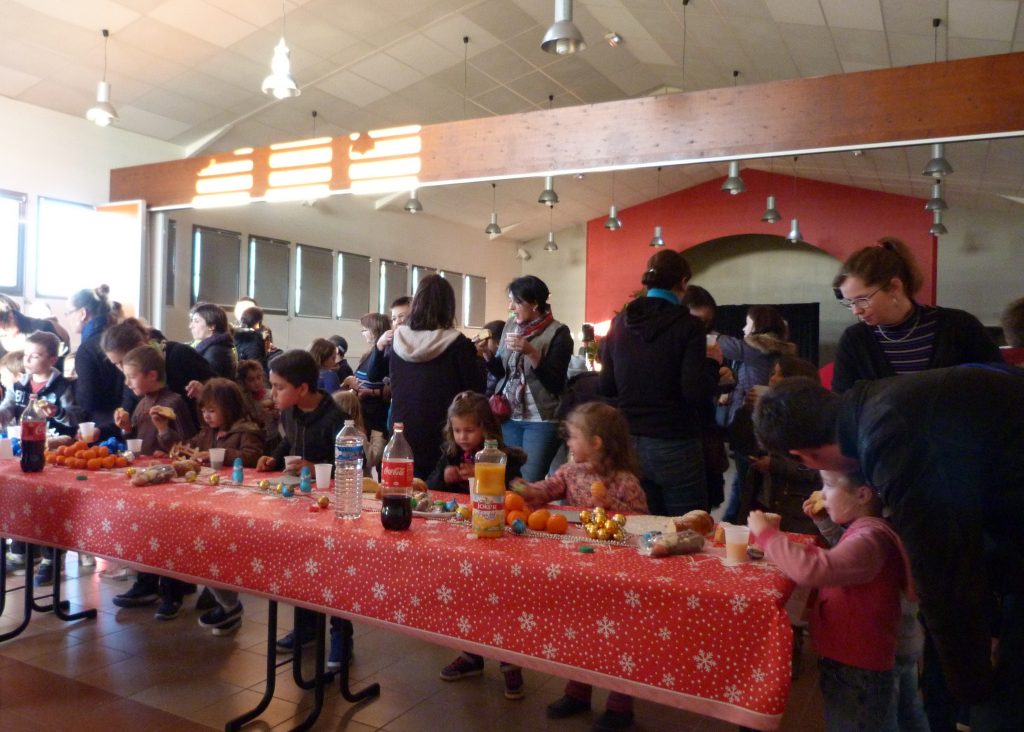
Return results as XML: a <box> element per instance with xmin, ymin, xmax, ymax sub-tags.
<box><xmin>749</xmin><ymin>471</ymin><xmax>914</xmax><ymax>732</ymax></box>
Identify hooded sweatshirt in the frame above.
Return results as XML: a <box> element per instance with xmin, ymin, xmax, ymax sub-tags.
<box><xmin>599</xmin><ymin>296</ymin><xmax>714</xmax><ymax>439</ymax></box>
<box><xmin>390</xmin><ymin>326</ymin><xmax>485</xmax><ymax>478</ymax></box>
<box><xmin>187</xmin><ymin>418</ymin><xmax>265</xmax><ymax>468</ymax></box>
<box><xmin>718</xmin><ymin>332</ymin><xmax>797</xmax><ymax>423</ymax></box>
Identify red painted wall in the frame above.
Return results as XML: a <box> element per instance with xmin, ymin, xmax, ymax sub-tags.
<box><xmin>585</xmin><ymin>169</ymin><xmax>933</xmax><ymax>324</ymax></box>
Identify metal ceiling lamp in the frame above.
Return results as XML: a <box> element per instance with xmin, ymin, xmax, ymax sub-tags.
<box><xmin>761</xmin><ymin>195</ymin><xmax>781</xmax><ymax>223</ymax></box>
<box><xmin>544</xmin><ymin>207</ymin><xmax>558</xmax><ymax>251</ymax></box>
<box><xmin>929</xmin><ymin>210</ymin><xmax>947</xmax><ymax>236</ymax></box>
<box><xmin>538</xmin><ymin>175</ymin><xmax>559</xmax><ymax>206</ymax></box>
<box><xmin>404</xmin><ymin>190</ymin><xmax>422</xmax><ymax>213</ymax></box>
<box><xmin>604</xmin><ymin>171</ymin><xmax>622</xmax><ymax>230</ymax></box>
<box><xmin>485</xmin><ymin>183</ymin><xmax>502</xmax><ymax>235</ymax></box>
<box><xmin>650</xmin><ymin>166</ymin><xmax>665</xmax><ymax>246</ymax></box>
<box><xmin>787</xmin><ymin>219</ymin><xmax>803</xmax><ymax>243</ymax></box>
<box><xmin>262</xmin><ymin>0</ymin><xmax>300</xmax><ymax>99</ymax></box>
<box><xmin>721</xmin><ymin>160</ymin><xmax>746</xmax><ymax>195</ymax></box>
<box><xmin>541</xmin><ymin>0</ymin><xmax>586</xmax><ymax>56</ymax></box>
<box><xmin>922</xmin><ymin>143</ymin><xmax>953</xmax><ymax>178</ymax></box>
<box><xmin>925</xmin><ymin>181</ymin><xmax>948</xmax><ymax>211</ymax></box>
<box><xmin>86</xmin><ymin>29</ymin><xmax>118</xmax><ymax>127</ymax></box>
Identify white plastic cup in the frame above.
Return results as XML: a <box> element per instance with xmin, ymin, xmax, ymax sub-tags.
<box><xmin>126</xmin><ymin>438</ymin><xmax>143</xmax><ymax>453</ymax></box>
<box><xmin>79</xmin><ymin>422</ymin><xmax>97</xmax><ymax>442</ymax></box>
<box><xmin>209</xmin><ymin>448</ymin><xmax>226</xmax><ymax>470</ymax></box>
<box><xmin>284</xmin><ymin>455</ymin><xmax>301</xmax><ymax>469</ymax></box>
<box><xmin>7</xmin><ymin>426</ymin><xmax>21</xmax><ymax>440</ymax></box>
<box><xmin>0</xmin><ymin>438</ymin><xmax>13</xmax><ymax>459</ymax></box>
<box><xmin>723</xmin><ymin>525</ymin><xmax>751</xmax><ymax>565</ymax></box>
<box><xmin>706</xmin><ymin>334</ymin><xmax>719</xmax><ymax>347</ymax></box>
<box><xmin>314</xmin><ymin>463</ymin><xmax>332</xmax><ymax>490</ymax></box>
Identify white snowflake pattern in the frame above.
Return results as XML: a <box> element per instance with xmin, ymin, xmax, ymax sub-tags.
<box><xmin>165</xmin><ymin>558</ymin><xmax>175</xmax><ymax>570</ymax></box>
<box><xmin>752</xmin><ymin>668</ymin><xmax>765</xmax><ymax>683</ymax></box>
<box><xmin>63</xmin><ymin>519</ymin><xmax>73</xmax><ymax>532</ymax></box>
<box><xmin>518</xmin><ymin>612</ymin><xmax>537</xmax><ymax>632</ymax></box>
<box><xmin>251</xmin><ymin>558</ymin><xmax>263</xmax><ymax>574</ymax></box>
<box><xmin>305</xmin><ymin>558</ymin><xmax>319</xmax><ymax>576</ymax></box>
<box><xmin>460</xmin><ymin>560</ymin><xmax>473</xmax><ymax>576</ymax></box>
<box><xmin>130</xmin><ymin>522</ymin><xmax>139</xmax><ymax>532</ymax></box>
<box><xmin>687</xmin><ymin>595</ymin><xmax>700</xmax><ymax>609</ymax></box>
<box><xmin>393</xmin><ymin>609</ymin><xmax>406</xmax><ymax>624</ymax></box>
<box><xmin>228</xmin><ymin>543</ymin><xmax>237</xmax><ymax>553</ymax></box>
<box><xmin>542</xmin><ymin>643</ymin><xmax>557</xmax><ymax>659</ymax></box>
<box><xmin>21</xmin><ymin>504</ymin><xmax>32</xmax><ymax>516</ymax></box>
<box><xmin>169</xmin><ymin>501</ymin><xmax>180</xmax><ymax>510</ymax></box>
<box><xmin>323</xmin><ymin>535</ymin><xmax>335</xmax><ymax>550</ymax></box>
<box><xmin>272</xmin><ymin>519</ymin><xmax>283</xmax><ymax>530</ymax></box>
<box><xmin>619</xmin><ymin>654</ymin><xmax>636</xmax><ymax>674</ymax></box>
<box><xmin>436</xmin><ymin>585</ymin><xmax>454</xmax><ymax>604</ymax></box>
<box><xmin>85</xmin><ymin>527</ymin><xmax>93</xmax><ymax>536</ymax></box>
<box><xmin>209</xmin><ymin>563</ymin><xmax>219</xmax><ymax>577</ymax></box>
<box><xmin>596</xmin><ymin>617</ymin><xmax>616</xmax><ymax>638</ymax></box>
<box><xmin>115</xmin><ymin>499</ymin><xmax>126</xmax><ymax>510</ymax></box>
<box><xmin>322</xmin><ymin>588</ymin><xmax>334</xmax><ymax>604</ymax></box>
<box><xmin>147</xmin><ymin>500</ymin><xmax>156</xmax><ymax>510</ymax></box>
<box><xmin>510</xmin><ymin>563</ymin><xmax>522</xmax><ymax>577</ymax></box>
<box><xmin>545</xmin><ymin>563</ymin><xmax>561</xmax><ymax>580</ymax></box>
<box><xmin>694</xmin><ymin>649</ymin><xmax>717</xmax><ymax>672</ymax></box>
<box><xmin>114</xmin><ymin>543</ymin><xmax>124</xmax><ymax>555</ymax></box>
<box><xmin>366</xmin><ymin>538</ymin><xmax>377</xmax><ymax>549</ymax></box>
<box><xmin>564</xmin><ymin>627</ymin><xmax>577</xmax><ymax>640</ymax></box>
<box><xmin>760</xmin><ymin>587</ymin><xmax>784</xmax><ymax>599</ymax></box>
<box><xmin>268</xmin><ymin>581</ymin><xmax>280</xmax><ymax>594</ymax></box>
<box><xmin>396</xmin><ymin>539</ymin><xmax>411</xmax><ymax>552</ymax></box>
<box><xmin>730</xmin><ymin>595</ymin><xmax>749</xmax><ymax>614</ymax></box>
<box><xmin>492</xmin><ymin>632</ymin><xmax>504</xmax><ymax>645</ymax></box>
<box><xmin>346</xmin><ymin>565</ymin><xmax>357</xmax><ymax>576</ymax></box>
<box><xmin>246</xmin><ymin>518</ymin><xmax>256</xmax><ymax>529</ymax></box>
<box><xmin>175</xmin><ymin>547</ymin><xmax>184</xmax><ymax>556</ymax></box>
<box><xmin>193</xmin><ymin>538</ymin><xmax>205</xmax><ymax>552</ymax></box>
<box><xmin>724</xmin><ymin>685</ymin><xmax>742</xmax><ymax>703</ymax></box>
<box><xmin>410</xmin><ymin>595</ymin><xmax>421</xmax><ymax>606</ymax></box>
<box><xmin>372</xmin><ymin>582</ymin><xmax>387</xmax><ymax>600</ymax></box>
<box><xmin>662</xmin><ymin>673</ymin><xmax>676</xmax><ymax>686</ymax></box>
<box><xmin>351</xmin><ymin>602</ymin><xmax>361</xmax><ymax>613</ymax></box>
<box><xmin>658</xmin><ymin>627</ymin><xmax>671</xmax><ymax>641</ymax></box>
<box><xmin>624</xmin><ymin>589</ymin><xmax>641</xmax><ymax>608</ymax></box>
<box><xmin>149</xmin><ymin>537</ymin><xmax>160</xmax><ymax>551</ymax></box>
<box><xmin>211</xmin><ymin>516</ymin><xmax>221</xmax><ymax>528</ymax></box>
<box><xmin>457</xmin><ymin>616</ymin><xmax>472</xmax><ymax>634</ymax></box>
<box><xmin>487</xmin><ymin>593</ymin><xmax>500</xmax><ymax>605</ymax></box>
<box><xmin>283</xmin><ymin>568</ymin><xmax>292</xmax><ymax>579</ymax></box>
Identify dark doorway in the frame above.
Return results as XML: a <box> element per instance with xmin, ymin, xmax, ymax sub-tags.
<box><xmin>714</xmin><ymin>303</ymin><xmax>820</xmax><ymax>366</ymax></box>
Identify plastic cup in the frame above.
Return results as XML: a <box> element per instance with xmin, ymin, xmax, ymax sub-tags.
<box><xmin>706</xmin><ymin>334</ymin><xmax>719</xmax><ymax>347</ymax></box>
<box><xmin>284</xmin><ymin>455</ymin><xmax>301</xmax><ymax>473</ymax></box>
<box><xmin>209</xmin><ymin>448</ymin><xmax>226</xmax><ymax>470</ymax></box>
<box><xmin>723</xmin><ymin>525</ymin><xmax>751</xmax><ymax>565</ymax></box>
<box><xmin>314</xmin><ymin>463</ymin><xmax>332</xmax><ymax>490</ymax></box>
<box><xmin>763</xmin><ymin>512</ymin><xmax>782</xmax><ymax>531</ymax></box>
<box><xmin>79</xmin><ymin>422</ymin><xmax>96</xmax><ymax>442</ymax></box>
<box><xmin>7</xmin><ymin>426</ymin><xmax>21</xmax><ymax>440</ymax></box>
<box><xmin>126</xmin><ymin>438</ymin><xmax>143</xmax><ymax>453</ymax></box>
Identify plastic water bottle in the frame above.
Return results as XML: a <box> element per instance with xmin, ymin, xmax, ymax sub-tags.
<box><xmin>334</xmin><ymin>420</ymin><xmax>364</xmax><ymax>519</ymax></box>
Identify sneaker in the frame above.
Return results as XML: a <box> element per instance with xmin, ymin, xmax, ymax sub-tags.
<box><xmin>112</xmin><ymin>582</ymin><xmax>159</xmax><ymax>608</ymax></box>
<box><xmin>439</xmin><ymin>654</ymin><xmax>485</xmax><ymax>681</ymax></box>
<box><xmin>591</xmin><ymin>710</ymin><xmax>634</xmax><ymax>732</ymax></box>
<box><xmin>326</xmin><ymin>628</ymin><xmax>356</xmax><ymax>670</ymax></box>
<box><xmin>546</xmin><ymin>695</ymin><xmax>591</xmax><ymax>719</ymax></box>
<box><xmin>5</xmin><ymin>553</ymin><xmax>26</xmax><ymax>575</ymax></box>
<box><xmin>33</xmin><ymin>560</ymin><xmax>55</xmax><ymax>587</ymax></box>
<box><xmin>502</xmin><ymin>667</ymin><xmax>525</xmax><ymax>700</ymax></box>
<box><xmin>199</xmin><ymin>603</ymin><xmax>243</xmax><ymax>635</ymax></box>
<box><xmin>78</xmin><ymin>553</ymin><xmax>96</xmax><ymax>568</ymax></box>
<box><xmin>276</xmin><ymin>627</ymin><xmax>316</xmax><ymax>651</ymax></box>
<box><xmin>154</xmin><ymin>599</ymin><xmax>182</xmax><ymax>621</ymax></box>
<box><xmin>195</xmin><ymin>586</ymin><xmax>217</xmax><ymax>610</ymax></box>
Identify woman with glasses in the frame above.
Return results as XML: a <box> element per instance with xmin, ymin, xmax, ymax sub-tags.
<box><xmin>831</xmin><ymin>237</ymin><xmax>999</xmax><ymax>393</ymax></box>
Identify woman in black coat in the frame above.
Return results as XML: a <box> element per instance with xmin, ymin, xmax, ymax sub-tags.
<box><xmin>64</xmin><ymin>285</ymin><xmax>121</xmax><ymax>426</ymax></box>
<box><xmin>189</xmin><ymin>303</ymin><xmax>236</xmax><ymax>379</ymax></box>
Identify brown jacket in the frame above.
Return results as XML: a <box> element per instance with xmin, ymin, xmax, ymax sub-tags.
<box><xmin>187</xmin><ymin>418</ymin><xmax>265</xmax><ymax>468</ymax></box>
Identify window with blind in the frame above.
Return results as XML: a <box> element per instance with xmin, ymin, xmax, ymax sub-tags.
<box><xmin>337</xmin><ymin>252</ymin><xmax>371</xmax><ymax>320</ymax></box>
<box><xmin>0</xmin><ymin>189</ymin><xmax>26</xmax><ymax>293</ymax></box>
<box><xmin>248</xmin><ymin>235</ymin><xmax>290</xmax><ymax>314</ymax></box>
<box><xmin>191</xmin><ymin>225</ymin><xmax>241</xmax><ymax>306</ymax></box>
<box><xmin>441</xmin><ymin>270</ymin><xmax>464</xmax><ymax>326</ymax></box>
<box><xmin>411</xmin><ymin>265</ymin><xmax>437</xmax><ymax>293</ymax></box>
<box><xmin>465</xmin><ymin>274</ymin><xmax>487</xmax><ymax>328</ymax></box>
<box><xmin>379</xmin><ymin>260</ymin><xmax>409</xmax><ymax>313</ymax></box>
<box><xmin>295</xmin><ymin>243</ymin><xmax>333</xmax><ymax>318</ymax></box>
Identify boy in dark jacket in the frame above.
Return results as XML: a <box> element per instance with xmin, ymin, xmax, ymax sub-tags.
<box><xmin>0</xmin><ymin>331</ymin><xmax>80</xmax><ymax>436</ymax></box>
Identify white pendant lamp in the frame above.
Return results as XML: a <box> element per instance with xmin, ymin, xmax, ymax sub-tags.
<box><xmin>86</xmin><ymin>29</ymin><xmax>118</xmax><ymax>127</ymax></box>
<box><xmin>649</xmin><ymin>225</ymin><xmax>665</xmax><ymax>248</ymax></box>
<box><xmin>262</xmin><ymin>2</ymin><xmax>300</xmax><ymax>99</ymax></box>
<box><xmin>541</xmin><ymin>0</ymin><xmax>586</xmax><ymax>56</ymax></box>
<box><xmin>605</xmin><ymin>172</ymin><xmax>622</xmax><ymax>230</ymax></box>
<box><xmin>544</xmin><ymin>231</ymin><xmax>559</xmax><ymax>251</ymax></box>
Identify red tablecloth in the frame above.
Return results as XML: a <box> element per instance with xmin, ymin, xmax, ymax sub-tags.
<box><xmin>0</xmin><ymin>461</ymin><xmax>798</xmax><ymax>729</ymax></box>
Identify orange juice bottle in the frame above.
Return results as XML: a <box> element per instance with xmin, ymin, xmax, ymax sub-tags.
<box><xmin>472</xmin><ymin>440</ymin><xmax>506</xmax><ymax>538</ymax></box>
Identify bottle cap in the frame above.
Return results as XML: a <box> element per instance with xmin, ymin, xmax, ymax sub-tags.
<box><xmin>233</xmin><ymin>457</ymin><xmax>243</xmax><ymax>467</ymax></box>
<box><xmin>484</xmin><ymin>439</ymin><xmax>498</xmax><ymax>448</ymax></box>
<box><xmin>393</xmin><ymin>422</ymin><xmax>404</xmax><ymax>430</ymax></box>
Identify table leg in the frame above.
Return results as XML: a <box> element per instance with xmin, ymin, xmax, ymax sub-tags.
<box><xmin>44</xmin><ymin>550</ymin><xmax>97</xmax><ymax>622</ymax></box>
<box><xmin>0</xmin><ymin>544</ymin><xmax>96</xmax><ymax>643</ymax></box>
<box><xmin>0</xmin><ymin>542</ymin><xmax>34</xmax><ymax>643</ymax></box>
<box><xmin>225</xmin><ymin>601</ymin><xmax>281</xmax><ymax>731</ymax></box>
<box><xmin>336</xmin><ymin>622</ymin><xmax>380</xmax><ymax>704</ymax></box>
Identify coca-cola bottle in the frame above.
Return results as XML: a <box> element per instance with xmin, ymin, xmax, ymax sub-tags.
<box><xmin>20</xmin><ymin>395</ymin><xmax>46</xmax><ymax>473</ymax></box>
<box><xmin>380</xmin><ymin>423</ymin><xmax>413</xmax><ymax>530</ymax></box>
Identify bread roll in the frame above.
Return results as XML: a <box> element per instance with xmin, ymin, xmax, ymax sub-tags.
<box><xmin>676</xmin><ymin>510</ymin><xmax>714</xmax><ymax>536</ymax></box>
<box><xmin>809</xmin><ymin>490</ymin><xmax>826</xmax><ymax>515</ymax></box>
<box><xmin>714</xmin><ymin>522</ymin><xmax>728</xmax><ymax>543</ymax></box>
<box><xmin>153</xmin><ymin>405</ymin><xmax>176</xmax><ymax>420</ymax></box>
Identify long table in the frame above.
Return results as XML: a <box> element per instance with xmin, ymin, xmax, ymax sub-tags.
<box><xmin>0</xmin><ymin>461</ymin><xmax>799</xmax><ymax>730</ymax></box>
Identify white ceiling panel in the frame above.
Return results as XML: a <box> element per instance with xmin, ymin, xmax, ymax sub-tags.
<box><xmin>820</xmin><ymin>0</ymin><xmax>885</xmax><ymax>31</ymax></box>
<box><xmin>12</xmin><ymin>0</ymin><xmax>140</xmax><ymax>32</ymax></box>
<box><xmin>949</xmin><ymin>0</ymin><xmax>1019</xmax><ymax>41</ymax></box>
<box><xmin>150</xmin><ymin>0</ymin><xmax>259</xmax><ymax>48</ymax></box>
<box><xmin>387</xmin><ymin>34</ymin><xmax>463</xmax><ymax>77</ymax></box>
<box><xmin>0</xmin><ymin>66</ymin><xmax>41</xmax><ymax>97</ymax></box>
<box><xmin>315</xmin><ymin>70</ymin><xmax>391</xmax><ymax>107</ymax></box>
<box><xmin>764</xmin><ymin>0</ymin><xmax>827</xmax><ymax>26</ymax></box>
<box><xmin>349</xmin><ymin>53</ymin><xmax>425</xmax><ymax>93</ymax></box>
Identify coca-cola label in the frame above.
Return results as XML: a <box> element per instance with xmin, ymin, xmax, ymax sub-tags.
<box><xmin>381</xmin><ymin>459</ymin><xmax>413</xmax><ymax>488</ymax></box>
<box><xmin>20</xmin><ymin>420</ymin><xmax>46</xmax><ymax>442</ymax></box>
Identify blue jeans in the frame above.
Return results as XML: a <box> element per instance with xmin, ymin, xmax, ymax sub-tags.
<box><xmin>632</xmin><ymin>435</ymin><xmax>706</xmax><ymax>515</ymax></box>
<box><xmin>892</xmin><ymin>654</ymin><xmax>930</xmax><ymax>732</ymax></box>
<box><xmin>502</xmin><ymin>420</ymin><xmax>560</xmax><ymax>482</ymax></box>
<box><xmin>818</xmin><ymin>657</ymin><xmax>897</xmax><ymax>732</ymax></box>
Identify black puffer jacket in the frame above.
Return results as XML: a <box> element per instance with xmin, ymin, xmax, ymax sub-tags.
<box><xmin>599</xmin><ymin>296</ymin><xmax>715</xmax><ymax>439</ymax></box>
<box><xmin>836</xmin><ymin>366</ymin><xmax>1024</xmax><ymax>704</ymax></box>
<box><xmin>271</xmin><ymin>391</ymin><xmax>351</xmax><ymax>466</ymax></box>
<box><xmin>195</xmin><ymin>332</ymin><xmax>236</xmax><ymax>379</ymax></box>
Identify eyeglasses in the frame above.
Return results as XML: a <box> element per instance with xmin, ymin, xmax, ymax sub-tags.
<box><xmin>834</xmin><ymin>286</ymin><xmax>883</xmax><ymax>310</ymax></box>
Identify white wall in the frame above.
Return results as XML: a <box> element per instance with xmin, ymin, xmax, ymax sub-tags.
<box><xmin>520</xmin><ymin>222</ymin><xmax>588</xmax><ymax>343</ymax></box>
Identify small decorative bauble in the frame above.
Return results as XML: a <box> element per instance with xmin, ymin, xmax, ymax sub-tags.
<box><xmin>612</xmin><ymin>514</ymin><xmax>627</xmax><ymax>527</ymax></box>
<box><xmin>579</xmin><ymin>510</ymin><xmax>593</xmax><ymax>524</ymax></box>
<box><xmin>125</xmin><ymin>467</ymin><xmax>136</xmax><ymax>477</ymax></box>
<box><xmin>455</xmin><ymin>505</ymin><xmax>472</xmax><ymax>521</ymax></box>
<box><xmin>185</xmin><ymin>470</ymin><xmax>197</xmax><ymax>483</ymax></box>
<box><xmin>511</xmin><ymin>518</ymin><xmax>527</xmax><ymax>534</ymax></box>
<box><xmin>281</xmin><ymin>484</ymin><xmax>294</xmax><ymax>497</ymax></box>
<box><xmin>596</xmin><ymin>528</ymin><xmax>611</xmax><ymax>541</ymax></box>
<box><xmin>317</xmin><ymin>495</ymin><xmax>330</xmax><ymax>509</ymax></box>
<box><xmin>208</xmin><ymin>474</ymin><xmax>220</xmax><ymax>485</ymax></box>
<box><xmin>613</xmin><ymin>529</ymin><xmax>625</xmax><ymax>542</ymax></box>
<box><xmin>604</xmin><ymin>519</ymin><xmax>618</xmax><ymax>532</ymax></box>
<box><xmin>258</xmin><ymin>479</ymin><xmax>270</xmax><ymax>491</ymax></box>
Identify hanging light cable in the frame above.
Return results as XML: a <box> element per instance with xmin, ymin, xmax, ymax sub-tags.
<box><xmin>262</xmin><ymin>0</ymin><xmax>300</xmax><ymax>99</ymax></box>
<box><xmin>462</xmin><ymin>36</ymin><xmax>469</xmax><ymax>120</ymax></box>
<box><xmin>650</xmin><ymin>167</ymin><xmax>665</xmax><ymax>247</ymax></box>
<box><xmin>605</xmin><ymin>171</ymin><xmax>622</xmax><ymax>230</ymax></box>
<box><xmin>541</xmin><ymin>0</ymin><xmax>586</xmax><ymax>55</ymax></box>
<box><xmin>86</xmin><ymin>29</ymin><xmax>119</xmax><ymax>127</ymax></box>
<box><xmin>485</xmin><ymin>183</ymin><xmax>502</xmax><ymax>235</ymax></box>
<box><xmin>787</xmin><ymin>157</ymin><xmax>803</xmax><ymax>243</ymax></box>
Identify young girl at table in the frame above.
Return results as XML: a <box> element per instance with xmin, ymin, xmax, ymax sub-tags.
<box><xmin>516</xmin><ymin>402</ymin><xmax>648</xmax><ymax>731</ymax></box>
<box><xmin>427</xmin><ymin>390</ymin><xmax>525</xmax><ymax>492</ymax></box>
<box><xmin>237</xmin><ymin>358</ymin><xmax>279</xmax><ymax>454</ymax></box>
<box><xmin>185</xmin><ymin>378</ymin><xmax>264</xmax><ymax>468</ymax></box>
<box><xmin>748</xmin><ymin>471</ymin><xmax>914</xmax><ymax>732</ymax></box>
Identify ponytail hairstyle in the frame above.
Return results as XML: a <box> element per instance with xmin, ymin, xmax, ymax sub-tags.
<box><xmin>832</xmin><ymin>237</ymin><xmax>923</xmax><ymax>298</ymax></box>
<box><xmin>332</xmin><ymin>390</ymin><xmax>366</xmax><ymax>435</ymax></box>
<box><xmin>70</xmin><ymin>284</ymin><xmax>113</xmax><ymax>324</ymax></box>
<box><xmin>507</xmin><ymin>276</ymin><xmax>551</xmax><ymax>314</ymax></box>
<box><xmin>746</xmin><ymin>305</ymin><xmax>788</xmax><ymax>339</ymax></box>
<box><xmin>565</xmin><ymin>402</ymin><xmax>639</xmax><ymax>479</ymax></box>
<box><xmin>101</xmin><ymin>318</ymin><xmax>151</xmax><ymax>357</ymax></box>
<box><xmin>641</xmin><ymin>250</ymin><xmax>692</xmax><ymax>291</ymax></box>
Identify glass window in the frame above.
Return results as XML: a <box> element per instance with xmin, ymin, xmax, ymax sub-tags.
<box><xmin>191</xmin><ymin>226</ymin><xmax>241</xmax><ymax>306</ymax></box>
<box><xmin>36</xmin><ymin>197</ymin><xmax>104</xmax><ymax>298</ymax></box>
<box><xmin>441</xmin><ymin>271</ymin><xmax>464</xmax><ymax>326</ymax></box>
<box><xmin>248</xmin><ymin>235</ymin><xmax>290</xmax><ymax>314</ymax></box>
<box><xmin>465</xmin><ymin>274</ymin><xmax>487</xmax><ymax>328</ymax></box>
<box><xmin>337</xmin><ymin>252</ymin><xmax>371</xmax><ymax>320</ymax></box>
<box><xmin>411</xmin><ymin>265</ymin><xmax>437</xmax><ymax>293</ymax></box>
<box><xmin>295</xmin><ymin>243</ymin><xmax>333</xmax><ymax>317</ymax></box>
<box><xmin>0</xmin><ymin>189</ymin><xmax>26</xmax><ymax>293</ymax></box>
<box><xmin>379</xmin><ymin>260</ymin><xmax>409</xmax><ymax>313</ymax></box>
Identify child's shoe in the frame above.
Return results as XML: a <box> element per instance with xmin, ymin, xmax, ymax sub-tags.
<box><xmin>154</xmin><ymin>599</ymin><xmax>182</xmax><ymax>620</ymax></box>
<box><xmin>592</xmin><ymin>709</ymin><xmax>634</xmax><ymax>732</ymax></box>
<box><xmin>78</xmin><ymin>553</ymin><xmax>96</xmax><ymax>568</ymax></box>
<box><xmin>198</xmin><ymin>603</ymin><xmax>243</xmax><ymax>635</ymax></box>
<box><xmin>546</xmin><ymin>695</ymin><xmax>591</xmax><ymax>719</ymax></box>
<box><xmin>113</xmin><ymin>582</ymin><xmax>159</xmax><ymax>607</ymax></box>
<box><xmin>33</xmin><ymin>559</ymin><xmax>55</xmax><ymax>587</ymax></box>
<box><xmin>5</xmin><ymin>552</ymin><xmax>26</xmax><ymax>575</ymax></box>
<box><xmin>439</xmin><ymin>654</ymin><xmax>484</xmax><ymax>681</ymax></box>
<box><xmin>502</xmin><ymin>666</ymin><xmax>525</xmax><ymax>700</ymax></box>
<box><xmin>276</xmin><ymin>627</ymin><xmax>316</xmax><ymax>651</ymax></box>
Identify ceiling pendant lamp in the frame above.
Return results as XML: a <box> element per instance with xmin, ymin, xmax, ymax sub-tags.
<box><xmin>541</xmin><ymin>0</ymin><xmax>586</xmax><ymax>56</ymax></box>
<box><xmin>721</xmin><ymin>160</ymin><xmax>746</xmax><ymax>195</ymax></box>
<box><xmin>929</xmin><ymin>210</ymin><xmax>947</xmax><ymax>236</ymax></box>
<box><xmin>761</xmin><ymin>195</ymin><xmax>781</xmax><ymax>223</ymax></box>
<box><xmin>924</xmin><ymin>181</ymin><xmax>948</xmax><ymax>211</ymax></box>
<box><xmin>404</xmin><ymin>190</ymin><xmax>422</xmax><ymax>213</ymax></box>
<box><xmin>545</xmin><ymin>206</ymin><xmax>558</xmax><ymax>251</ymax></box>
<box><xmin>262</xmin><ymin>1</ymin><xmax>300</xmax><ymax>99</ymax></box>
<box><xmin>485</xmin><ymin>183</ymin><xmax>502</xmax><ymax>235</ymax></box>
<box><xmin>86</xmin><ymin>29</ymin><xmax>118</xmax><ymax>127</ymax></box>
<box><xmin>538</xmin><ymin>175</ymin><xmax>559</xmax><ymax>206</ymax></box>
<box><xmin>787</xmin><ymin>219</ymin><xmax>803</xmax><ymax>243</ymax></box>
<box><xmin>649</xmin><ymin>225</ymin><xmax>665</xmax><ymax>248</ymax></box>
<box><xmin>605</xmin><ymin>171</ymin><xmax>622</xmax><ymax>230</ymax></box>
<box><xmin>922</xmin><ymin>143</ymin><xmax>952</xmax><ymax>178</ymax></box>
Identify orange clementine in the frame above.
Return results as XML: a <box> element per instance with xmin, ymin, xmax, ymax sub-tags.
<box><xmin>95</xmin><ymin>446</ymin><xmax>110</xmax><ymax>458</ymax></box>
<box><xmin>102</xmin><ymin>456</ymin><xmax>117</xmax><ymax>469</ymax></box>
<box><xmin>527</xmin><ymin>509</ymin><xmax>550</xmax><ymax>531</ymax></box>
<box><xmin>56</xmin><ymin>456</ymin><xmax>67</xmax><ymax>465</ymax></box>
<box><xmin>506</xmin><ymin>510</ymin><xmax>528</xmax><ymax>527</ymax></box>
<box><xmin>115</xmin><ymin>457</ymin><xmax>128</xmax><ymax>468</ymax></box>
<box><xmin>546</xmin><ymin>513</ymin><xmax>569</xmax><ymax>535</ymax></box>
<box><xmin>87</xmin><ymin>458</ymin><xmax>103</xmax><ymax>471</ymax></box>
<box><xmin>71</xmin><ymin>441</ymin><xmax>87</xmax><ymax>453</ymax></box>
<box><xmin>504</xmin><ymin>491</ymin><xmax>525</xmax><ymax>513</ymax></box>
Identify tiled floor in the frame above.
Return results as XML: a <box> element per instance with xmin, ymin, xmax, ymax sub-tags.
<box><xmin>0</xmin><ymin>556</ymin><xmax>826</xmax><ymax>732</ymax></box>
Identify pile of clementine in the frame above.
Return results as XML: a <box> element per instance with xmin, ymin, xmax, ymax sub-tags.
<box><xmin>503</xmin><ymin>491</ymin><xmax>568</xmax><ymax>535</ymax></box>
<box><xmin>45</xmin><ymin>442</ymin><xmax>128</xmax><ymax>471</ymax></box>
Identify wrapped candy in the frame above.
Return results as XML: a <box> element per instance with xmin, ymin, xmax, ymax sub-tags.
<box><xmin>638</xmin><ymin>529</ymin><xmax>705</xmax><ymax>558</ymax></box>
